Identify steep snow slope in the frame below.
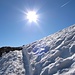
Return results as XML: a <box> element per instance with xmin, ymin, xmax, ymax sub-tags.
<box><xmin>22</xmin><ymin>24</ymin><xmax>75</xmax><ymax>75</ymax></box>
<box><xmin>0</xmin><ymin>24</ymin><xmax>75</xmax><ymax>75</ymax></box>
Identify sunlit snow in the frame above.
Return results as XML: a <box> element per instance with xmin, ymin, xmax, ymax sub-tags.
<box><xmin>0</xmin><ymin>24</ymin><xmax>75</xmax><ymax>75</ymax></box>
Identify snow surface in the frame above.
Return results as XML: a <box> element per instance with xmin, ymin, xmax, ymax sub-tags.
<box><xmin>0</xmin><ymin>24</ymin><xmax>75</xmax><ymax>75</ymax></box>
<box><xmin>0</xmin><ymin>50</ymin><xmax>25</xmax><ymax>75</ymax></box>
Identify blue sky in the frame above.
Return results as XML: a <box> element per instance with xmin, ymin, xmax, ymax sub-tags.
<box><xmin>0</xmin><ymin>0</ymin><xmax>75</xmax><ymax>47</ymax></box>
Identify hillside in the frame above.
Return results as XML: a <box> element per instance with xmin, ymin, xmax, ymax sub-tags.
<box><xmin>0</xmin><ymin>24</ymin><xmax>75</xmax><ymax>75</ymax></box>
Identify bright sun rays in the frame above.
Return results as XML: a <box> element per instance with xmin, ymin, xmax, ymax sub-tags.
<box><xmin>26</xmin><ymin>11</ymin><xmax>38</xmax><ymax>23</ymax></box>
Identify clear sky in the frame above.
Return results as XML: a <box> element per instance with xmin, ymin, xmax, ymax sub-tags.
<box><xmin>0</xmin><ymin>0</ymin><xmax>75</xmax><ymax>47</ymax></box>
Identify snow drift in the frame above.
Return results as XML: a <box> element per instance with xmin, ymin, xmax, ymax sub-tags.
<box><xmin>0</xmin><ymin>24</ymin><xmax>75</xmax><ymax>75</ymax></box>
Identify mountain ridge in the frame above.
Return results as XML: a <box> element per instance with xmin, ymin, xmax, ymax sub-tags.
<box><xmin>0</xmin><ymin>24</ymin><xmax>75</xmax><ymax>75</ymax></box>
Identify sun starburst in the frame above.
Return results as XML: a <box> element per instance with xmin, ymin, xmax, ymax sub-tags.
<box><xmin>26</xmin><ymin>11</ymin><xmax>38</xmax><ymax>23</ymax></box>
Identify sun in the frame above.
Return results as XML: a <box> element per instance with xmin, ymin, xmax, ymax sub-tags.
<box><xmin>26</xmin><ymin>11</ymin><xmax>38</xmax><ymax>23</ymax></box>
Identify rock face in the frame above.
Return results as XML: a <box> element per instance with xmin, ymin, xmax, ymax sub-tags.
<box><xmin>0</xmin><ymin>24</ymin><xmax>75</xmax><ymax>75</ymax></box>
<box><xmin>0</xmin><ymin>47</ymin><xmax>22</xmax><ymax>57</ymax></box>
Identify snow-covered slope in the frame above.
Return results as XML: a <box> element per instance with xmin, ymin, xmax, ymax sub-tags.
<box><xmin>0</xmin><ymin>24</ymin><xmax>75</xmax><ymax>75</ymax></box>
<box><xmin>0</xmin><ymin>50</ymin><xmax>25</xmax><ymax>75</ymax></box>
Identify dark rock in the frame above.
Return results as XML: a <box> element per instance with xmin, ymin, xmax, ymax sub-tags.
<box><xmin>0</xmin><ymin>46</ymin><xmax>22</xmax><ymax>57</ymax></box>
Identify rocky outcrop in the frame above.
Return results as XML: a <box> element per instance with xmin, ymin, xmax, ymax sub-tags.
<box><xmin>0</xmin><ymin>46</ymin><xmax>22</xmax><ymax>57</ymax></box>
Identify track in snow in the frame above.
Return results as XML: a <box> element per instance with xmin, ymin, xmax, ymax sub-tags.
<box><xmin>22</xmin><ymin>47</ymin><xmax>33</xmax><ymax>75</ymax></box>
